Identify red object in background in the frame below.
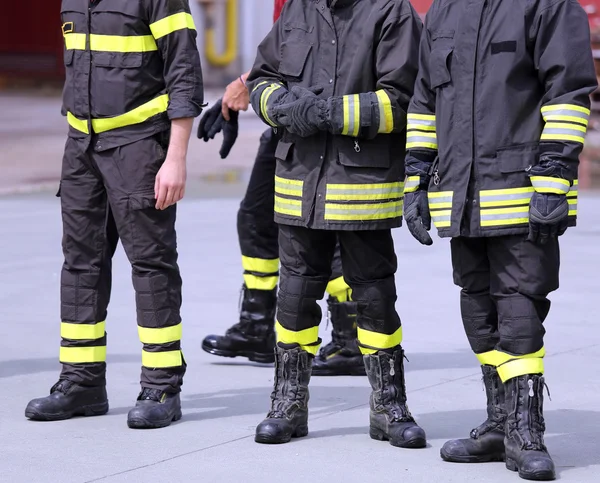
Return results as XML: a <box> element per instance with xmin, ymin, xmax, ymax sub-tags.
<box><xmin>0</xmin><ymin>0</ymin><xmax>64</xmax><ymax>80</ymax></box>
<box><xmin>274</xmin><ymin>0</ymin><xmax>287</xmax><ymax>23</ymax></box>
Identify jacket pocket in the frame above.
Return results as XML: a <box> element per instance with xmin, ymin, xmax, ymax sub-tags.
<box><xmin>275</xmin><ymin>140</ymin><xmax>294</xmax><ymax>162</ymax></box>
<box><xmin>429</xmin><ymin>48</ymin><xmax>453</xmax><ymax>89</ymax></box>
<box><xmin>279</xmin><ymin>42</ymin><xmax>312</xmax><ymax>79</ymax></box>
<box><xmin>496</xmin><ymin>143</ymin><xmax>539</xmax><ymax>174</ymax></box>
<box><xmin>337</xmin><ymin>137</ymin><xmax>391</xmax><ymax>169</ymax></box>
<box><xmin>93</xmin><ymin>52</ymin><xmax>143</xmax><ymax>69</ymax></box>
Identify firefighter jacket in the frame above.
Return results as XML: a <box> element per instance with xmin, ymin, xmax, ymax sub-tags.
<box><xmin>404</xmin><ymin>0</ymin><xmax>598</xmax><ymax>238</ymax></box>
<box><xmin>247</xmin><ymin>0</ymin><xmax>422</xmax><ymax>230</ymax></box>
<box><xmin>60</xmin><ymin>0</ymin><xmax>204</xmax><ymax>152</ymax></box>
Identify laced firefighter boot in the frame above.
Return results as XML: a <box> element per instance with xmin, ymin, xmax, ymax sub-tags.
<box><xmin>255</xmin><ymin>345</ymin><xmax>312</xmax><ymax>444</ymax></box>
<box><xmin>312</xmin><ymin>296</ymin><xmax>365</xmax><ymax>376</ymax></box>
<box><xmin>504</xmin><ymin>375</ymin><xmax>555</xmax><ymax>481</ymax></box>
<box><xmin>25</xmin><ymin>380</ymin><xmax>108</xmax><ymax>421</ymax></box>
<box><xmin>127</xmin><ymin>388</ymin><xmax>182</xmax><ymax>429</ymax></box>
<box><xmin>441</xmin><ymin>365</ymin><xmax>506</xmax><ymax>463</ymax></box>
<box><xmin>202</xmin><ymin>286</ymin><xmax>276</xmax><ymax>363</ymax></box>
<box><xmin>365</xmin><ymin>347</ymin><xmax>427</xmax><ymax>448</ymax></box>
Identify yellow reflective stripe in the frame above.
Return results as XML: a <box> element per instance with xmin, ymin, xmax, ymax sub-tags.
<box><xmin>274</xmin><ymin>195</ymin><xmax>302</xmax><ymax>217</ymax></box>
<box><xmin>276</xmin><ymin>321</ymin><xmax>319</xmax><ymax>346</ymax></box>
<box><xmin>260</xmin><ymin>84</ymin><xmax>281</xmax><ymax>127</ymax></box>
<box><xmin>149</xmin><ymin>12</ymin><xmax>196</xmax><ymax>40</ymax></box>
<box><xmin>406</xmin><ymin>131</ymin><xmax>437</xmax><ymax>150</ymax></box>
<box><xmin>326</xmin><ymin>276</ymin><xmax>351</xmax><ymax>302</ymax></box>
<box><xmin>61</xmin><ymin>321</ymin><xmax>106</xmax><ymax>340</ymax></box>
<box><xmin>407</xmin><ymin>123</ymin><xmax>436</xmax><ymax>132</ymax></box>
<box><xmin>568</xmin><ymin>198</ymin><xmax>578</xmax><ymax>216</ymax></box>
<box><xmin>359</xmin><ymin>346</ymin><xmax>378</xmax><ymax>355</ymax></box>
<box><xmin>428</xmin><ymin>191</ymin><xmax>453</xmax><ymax>209</ymax></box>
<box><xmin>431</xmin><ymin>209</ymin><xmax>451</xmax><ymax>227</ymax></box>
<box><xmin>243</xmin><ymin>274</ymin><xmax>278</xmax><ymax>290</ymax></box>
<box><xmin>138</xmin><ymin>323</ymin><xmax>182</xmax><ymax>344</ymax></box>
<box><xmin>64</xmin><ymin>32</ymin><xmax>86</xmax><ymax>50</ymax></box>
<box><xmin>567</xmin><ymin>179</ymin><xmax>579</xmax><ymax>198</ymax></box>
<box><xmin>530</xmin><ymin>176</ymin><xmax>570</xmax><ymax>195</ymax></box>
<box><xmin>324</xmin><ymin>201</ymin><xmax>403</xmax><ymax>221</ymax></box>
<box><xmin>302</xmin><ymin>342</ymin><xmax>321</xmax><ymax>356</ymax></box>
<box><xmin>142</xmin><ymin>349</ymin><xmax>183</xmax><ymax>368</ymax></box>
<box><xmin>275</xmin><ymin>175</ymin><xmax>303</xmax><ymax>197</ymax></box>
<box><xmin>541</xmin><ymin>103</ymin><xmax>590</xmax><ymax>126</ymax></box>
<box><xmin>480</xmin><ymin>187</ymin><xmax>535</xmax><ymax>196</ymax></box>
<box><xmin>407</xmin><ymin>113</ymin><xmax>435</xmax><ymax>121</ymax></box>
<box><xmin>326</xmin><ymin>182</ymin><xmax>404</xmax><ymax>201</ymax></box>
<box><xmin>60</xmin><ymin>346</ymin><xmax>107</xmax><ymax>364</ymax></box>
<box><xmin>242</xmin><ymin>256</ymin><xmax>279</xmax><ymax>274</ymax></box>
<box><xmin>404</xmin><ymin>176</ymin><xmax>421</xmax><ymax>194</ymax></box>
<box><xmin>376</xmin><ymin>90</ymin><xmax>393</xmax><ymax>133</ymax></box>
<box><xmin>90</xmin><ymin>34</ymin><xmax>158</xmax><ymax>53</ymax></box>
<box><xmin>67</xmin><ymin>112</ymin><xmax>90</xmax><ymax>134</ymax></box>
<box><xmin>352</xmin><ymin>94</ymin><xmax>360</xmax><ymax>137</ymax></box>
<box><xmin>497</xmin><ymin>358</ymin><xmax>544</xmax><ymax>382</ymax></box>
<box><xmin>252</xmin><ymin>80</ymin><xmax>268</xmax><ymax>93</ymax></box>
<box><xmin>92</xmin><ymin>94</ymin><xmax>168</xmax><ymax>133</ymax></box>
<box><xmin>357</xmin><ymin>326</ymin><xmax>402</xmax><ymax>350</ymax></box>
<box><xmin>476</xmin><ymin>347</ymin><xmax>546</xmax><ymax>367</ymax></box>
<box><xmin>341</xmin><ymin>95</ymin><xmax>350</xmax><ymax>135</ymax></box>
<box><xmin>480</xmin><ymin>206</ymin><xmax>529</xmax><ymax>227</ymax></box>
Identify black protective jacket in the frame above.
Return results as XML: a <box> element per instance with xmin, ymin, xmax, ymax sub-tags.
<box><xmin>404</xmin><ymin>0</ymin><xmax>597</xmax><ymax>238</ymax></box>
<box><xmin>60</xmin><ymin>0</ymin><xmax>204</xmax><ymax>151</ymax></box>
<box><xmin>247</xmin><ymin>0</ymin><xmax>422</xmax><ymax>230</ymax></box>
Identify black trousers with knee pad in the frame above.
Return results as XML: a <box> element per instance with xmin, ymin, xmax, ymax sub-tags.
<box><xmin>451</xmin><ymin>235</ymin><xmax>559</xmax><ymax>381</ymax></box>
<box><xmin>276</xmin><ymin>225</ymin><xmax>402</xmax><ymax>355</ymax></box>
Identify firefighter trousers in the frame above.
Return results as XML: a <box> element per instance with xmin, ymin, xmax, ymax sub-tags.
<box><xmin>58</xmin><ymin>133</ymin><xmax>185</xmax><ymax>393</ymax></box>
<box><xmin>276</xmin><ymin>225</ymin><xmax>402</xmax><ymax>354</ymax></box>
<box><xmin>451</xmin><ymin>235</ymin><xmax>560</xmax><ymax>382</ymax></box>
<box><xmin>237</xmin><ymin>129</ymin><xmax>347</xmax><ymax>301</ymax></box>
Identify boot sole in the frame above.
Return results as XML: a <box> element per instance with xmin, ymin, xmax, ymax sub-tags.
<box><xmin>311</xmin><ymin>366</ymin><xmax>366</xmax><ymax>377</ymax></box>
<box><xmin>369</xmin><ymin>427</ymin><xmax>427</xmax><ymax>449</ymax></box>
<box><xmin>255</xmin><ymin>425</ymin><xmax>309</xmax><ymax>444</ymax></box>
<box><xmin>440</xmin><ymin>448</ymin><xmax>506</xmax><ymax>463</ymax></box>
<box><xmin>201</xmin><ymin>343</ymin><xmax>275</xmax><ymax>364</ymax></box>
<box><xmin>127</xmin><ymin>409</ymin><xmax>183</xmax><ymax>430</ymax></box>
<box><xmin>506</xmin><ymin>458</ymin><xmax>556</xmax><ymax>481</ymax></box>
<box><xmin>25</xmin><ymin>401</ymin><xmax>109</xmax><ymax>421</ymax></box>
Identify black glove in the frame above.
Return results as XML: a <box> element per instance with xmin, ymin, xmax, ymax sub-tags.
<box><xmin>271</xmin><ymin>86</ymin><xmax>327</xmax><ymax>137</ymax></box>
<box><xmin>527</xmin><ymin>192</ymin><xmax>569</xmax><ymax>245</ymax></box>
<box><xmin>197</xmin><ymin>99</ymin><xmax>239</xmax><ymax>159</ymax></box>
<box><xmin>404</xmin><ymin>190</ymin><xmax>433</xmax><ymax>246</ymax></box>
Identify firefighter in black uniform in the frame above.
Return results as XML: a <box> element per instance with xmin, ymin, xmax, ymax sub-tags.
<box><xmin>25</xmin><ymin>0</ymin><xmax>203</xmax><ymax>429</ymax></box>
<box><xmin>403</xmin><ymin>0</ymin><xmax>597</xmax><ymax>478</ymax></box>
<box><xmin>197</xmin><ymin>83</ymin><xmax>365</xmax><ymax>376</ymax></box>
<box><xmin>196</xmin><ymin>0</ymin><xmax>364</xmax><ymax>377</ymax></box>
<box><xmin>247</xmin><ymin>0</ymin><xmax>426</xmax><ymax>446</ymax></box>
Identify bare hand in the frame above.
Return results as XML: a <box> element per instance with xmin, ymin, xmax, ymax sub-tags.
<box><xmin>222</xmin><ymin>77</ymin><xmax>249</xmax><ymax>120</ymax></box>
<box><xmin>154</xmin><ymin>154</ymin><xmax>187</xmax><ymax>210</ymax></box>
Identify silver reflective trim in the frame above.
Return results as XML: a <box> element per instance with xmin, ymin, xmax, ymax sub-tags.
<box><xmin>327</xmin><ymin>187</ymin><xmax>403</xmax><ymax>197</ymax></box>
<box><xmin>480</xmin><ymin>192</ymin><xmax>533</xmax><ymax>203</ymax></box>
<box><xmin>480</xmin><ymin>210</ymin><xmax>529</xmax><ymax>221</ymax></box>
<box><xmin>325</xmin><ymin>204</ymin><xmax>402</xmax><ymax>216</ymax></box>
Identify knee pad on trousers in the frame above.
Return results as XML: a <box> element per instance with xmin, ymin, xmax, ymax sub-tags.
<box><xmin>496</xmin><ymin>294</ymin><xmax>546</xmax><ymax>355</ymax></box>
<box><xmin>351</xmin><ymin>278</ymin><xmax>400</xmax><ymax>335</ymax></box>
<box><xmin>132</xmin><ymin>271</ymin><xmax>182</xmax><ymax>328</ymax></box>
<box><xmin>460</xmin><ymin>290</ymin><xmax>499</xmax><ymax>354</ymax></box>
<box><xmin>61</xmin><ymin>269</ymin><xmax>106</xmax><ymax>323</ymax></box>
<box><xmin>277</xmin><ymin>275</ymin><xmax>328</xmax><ymax>332</ymax></box>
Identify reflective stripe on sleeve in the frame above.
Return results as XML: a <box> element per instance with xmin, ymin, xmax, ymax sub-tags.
<box><xmin>375</xmin><ymin>90</ymin><xmax>394</xmax><ymax>133</ymax></box>
<box><xmin>407</xmin><ymin>113</ymin><xmax>436</xmax><ymax>131</ymax></box>
<box><xmin>342</xmin><ymin>94</ymin><xmax>360</xmax><ymax>137</ymax></box>
<box><xmin>541</xmin><ymin>122</ymin><xmax>586</xmax><ymax>144</ymax></box>
<box><xmin>541</xmin><ymin>103</ymin><xmax>590</xmax><ymax>126</ymax></box>
<box><xmin>260</xmin><ymin>84</ymin><xmax>283</xmax><ymax>127</ymax></box>
<box><xmin>150</xmin><ymin>12</ymin><xmax>196</xmax><ymax>40</ymax></box>
<box><xmin>403</xmin><ymin>176</ymin><xmax>421</xmax><ymax>194</ymax></box>
<box><xmin>406</xmin><ymin>131</ymin><xmax>437</xmax><ymax>150</ymax></box>
<box><xmin>530</xmin><ymin>176</ymin><xmax>571</xmax><ymax>195</ymax></box>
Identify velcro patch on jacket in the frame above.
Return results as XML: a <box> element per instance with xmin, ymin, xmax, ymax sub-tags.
<box><xmin>491</xmin><ymin>41</ymin><xmax>517</xmax><ymax>54</ymax></box>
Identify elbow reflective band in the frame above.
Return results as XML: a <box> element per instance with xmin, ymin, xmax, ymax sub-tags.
<box><xmin>357</xmin><ymin>327</ymin><xmax>402</xmax><ymax>354</ymax></box>
<box><xmin>541</xmin><ymin>103</ymin><xmax>590</xmax><ymax>145</ymax></box>
<box><xmin>274</xmin><ymin>175</ymin><xmax>303</xmax><ymax>217</ymax></box>
<box><xmin>428</xmin><ymin>191</ymin><xmax>453</xmax><ymax>228</ymax></box>
<box><xmin>324</xmin><ymin>182</ymin><xmax>404</xmax><ymax>222</ymax></box>
<box><xmin>150</xmin><ymin>12</ymin><xmax>196</xmax><ymax>40</ymax></box>
<box><xmin>406</xmin><ymin>113</ymin><xmax>437</xmax><ymax>150</ymax></box>
<box><xmin>403</xmin><ymin>175</ymin><xmax>421</xmax><ymax>194</ymax></box>
<box><xmin>67</xmin><ymin>94</ymin><xmax>169</xmax><ymax>134</ymax></box>
<box><xmin>375</xmin><ymin>90</ymin><xmax>394</xmax><ymax>133</ymax></box>
<box><xmin>275</xmin><ymin>321</ymin><xmax>321</xmax><ymax>355</ymax></box>
<box><xmin>530</xmin><ymin>176</ymin><xmax>571</xmax><ymax>195</ymax></box>
<box><xmin>341</xmin><ymin>94</ymin><xmax>361</xmax><ymax>137</ymax></box>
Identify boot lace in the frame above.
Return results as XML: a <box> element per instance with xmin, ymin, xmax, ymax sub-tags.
<box><xmin>138</xmin><ymin>387</ymin><xmax>163</xmax><ymax>402</ymax></box>
<box><xmin>50</xmin><ymin>380</ymin><xmax>74</xmax><ymax>395</ymax></box>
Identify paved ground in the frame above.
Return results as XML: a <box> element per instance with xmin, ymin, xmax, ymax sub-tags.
<box><xmin>1</xmin><ymin>190</ymin><xmax>600</xmax><ymax>482</ymax></box>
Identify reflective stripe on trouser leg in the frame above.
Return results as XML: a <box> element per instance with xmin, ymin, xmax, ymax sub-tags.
<box><xmin>242</xmin><ymin>254</ymin><xmax>279</xmax><ymax>290</ymax></box>
<box><xmin>326</xmin><ymin>276</ymin><xmax>352</xmax><ymax>302</ymax></box>
<box><xmin>351</xmin><ymin>278</ymin><xmax>402</xmax><ymax>354</ymax></box>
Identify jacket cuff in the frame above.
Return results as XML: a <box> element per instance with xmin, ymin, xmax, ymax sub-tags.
<box><xmin>167</xmin><ymin>100</ymin><xmax>204</xmax><ymax>120</ymax></box>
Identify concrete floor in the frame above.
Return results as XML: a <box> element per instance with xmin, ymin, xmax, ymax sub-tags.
<box><xmin>1</xmin><ymin>192</ymin><xmax>599</xmax><ymax>482</ymax></box>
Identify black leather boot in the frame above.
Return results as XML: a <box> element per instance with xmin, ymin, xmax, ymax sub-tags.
<box><xmin>365</xmin><ymin>347</ymin><xmax>426</xmax><ymax>448</ymax></box>
<box><xmin>202</xmin><ymin>285</ymin><xmax>276</xmax><ymax>363</ymax></box>
<box><xmin>255</xmin><ymin>345</ymin><xmax>312</xmax><ymax>444</ymax></box>
<box><xmin>127</xmin><ymin>387</ymin><xmax>182</xmax><ymax>429</ymax></box>
<box><xmin>312</xmin><ymin>296</ymin><xmax>365</xmax><ymax>376</ymax></box>
<box><xmin>25</xmin><ymin>380</ymin><xmax>108</xmax><ymax>421</ymax></box>
<box><xmin>441</xmin><ymin>365</ymin><xmax>506</xmax><ymax>463</ymax></box>
<box><xmin>505</xmin><ymin>375</ymin><xmax>555</xmax><ymax>480</ymax></box>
